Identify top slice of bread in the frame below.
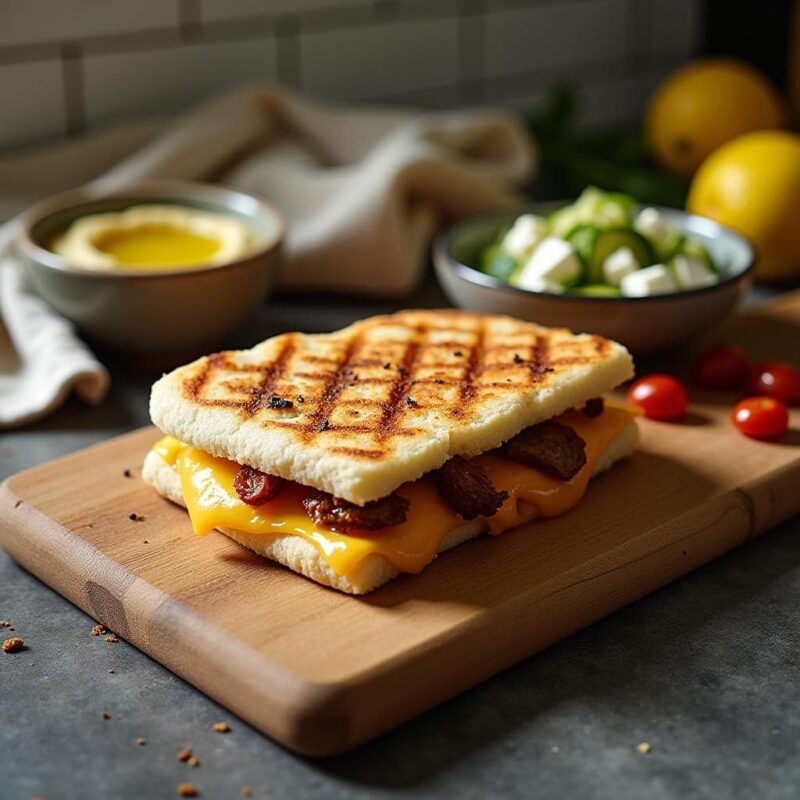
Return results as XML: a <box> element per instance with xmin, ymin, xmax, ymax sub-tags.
<box><xmin>149</xmin><ymin>309</ymin><xmax>634</xmax><ymax>504</ymax></box>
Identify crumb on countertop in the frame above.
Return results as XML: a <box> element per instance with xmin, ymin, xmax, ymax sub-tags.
<box><xmin>2</xmin><ymin>637</ymin><xmax>24</xmax><ymax>653</ymax></box>
<box><xmin>136</xmin><ymin>737</ymin><xmax>147</xmax><ymax>746</ymax></box>
<box><xmin>636</xmin><ymin>742</ymin><xmax>652</xmax><ymax>754</ymax></box>
<box><xmin>212</xmin><ymin>722</ymin><xmax>230</xmax><ymax>733</ymax></box>
<box><xmin>240</xmin><ymin>788</ymin><xmax>252</xmax><ymax>798</ymax></box>
<box><xmin>91</xmin><ymin>624</ymin><xmax>107</xmax><ymax>636</ymax></box>
<box><xmin>177</xmin><ymin>748</ymin><xmax>193</xmax><ymax>763</ymax></box>
<box><xmin>105</xmin><ymin>633</ymin><xmax>119</xmax><ymax>643</ymax></box>
<box><xmin>100</xmin><ymin>711</ymin><xmax>110</xmax><ymax>720</ymax></box>
<box><xmin>177</xmin><ymin>782</ymin><xmax>198</xmax><ymax>797</ymax></box>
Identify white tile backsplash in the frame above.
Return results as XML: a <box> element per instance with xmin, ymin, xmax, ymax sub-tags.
<box><xmin>485</xmin><ymin>0</ymin><xmax>628</xmax><ymax>77</ymax></box>
<box><xmin>2</xmin><ymin>1</ymin><xmax>179</xmax><ymax>47</ymax></box>
<box><xmin>0</xmin><ymin>0</ymin><xmax>704</xmax><ymax>152</ymax></box>
<box><xmin>300</xmin><ymin>17</ymin><xmax>459</xmax><ymax>101</ymax></box>
<box><xmin>0</xmin><ymin>60</ymin><xmax>65</xmax><ymax>149</ymax></box>
<box><xmin>84</xmin><ymin>38</ymin><xmax>276</xmax><ymax>127</ymax></box>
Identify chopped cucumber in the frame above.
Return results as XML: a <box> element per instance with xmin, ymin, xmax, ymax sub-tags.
<box><xmin>565</xmin><ymin>223</ymin><xmax>598</xmax><ymax>270</ymax></box>
<box><xmin>586</xmin><ymin>228</ymin><xmax>654</xmax><ymax>284</ymax></box>
<box><xmin>477</xmin><ymin>187</ymin><xmax>717</xmax><ymax>299</ymax></box>
<box><xmin>480</xmin><ymin>243</ymin><xmax>517</xmax><ymax>282</ymax></box>
<box><xmin>570</xmin><ymin>284</ymin><xmax>622</xmax><ymax>297</ymax></box>
<box><xmin>680</xmin><ymin>238</ymin><xmax>717</xmax><ymax>273</ymax></box>
<box><xmin>549</xmin><ymin>187</ymin><xmax>633</xmax><ymax>237</ymax></box>
<box><xmin>653</xmin><ymin>230</ymin><xmax>685</xmax><ymax>262</ymax></box>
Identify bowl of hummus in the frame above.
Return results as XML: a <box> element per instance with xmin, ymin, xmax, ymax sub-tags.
<box><xmin>17</xmin><ymin>180</ymin><xmax>284</xmax><ymax>353</ymax></box>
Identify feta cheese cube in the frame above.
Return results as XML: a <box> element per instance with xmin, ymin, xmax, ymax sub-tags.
<box><xmin>515</xmin><ymin>236</ymin><xmax>581</xmax><ymax>289</ymax></box>
<box><xmin>634</xmin><ymin>207</ymin><xmax>672</xmax><ymax>242</ymax></box>
<box><xmin>602</xmin><ymin>246</ymin><xmax>640</xmax><ymax>286</ymax></box>
<box><xmin>501</xmin><ymin>214</ymin><xmax>546</xmax><ymax>260</ymax></box>
<box><xmin>671</xmin><ymin>255</ymin><xmax>717</xmax><ymax>290</ymax></box>
<box><xmin>620</xmin><ymin>264</ymin><xmax>676</xmax><ymax>297</ymax></box>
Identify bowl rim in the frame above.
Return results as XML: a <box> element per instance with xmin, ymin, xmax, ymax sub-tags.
<box><xmin>434</xmin><ymin>204</ymin><xmax>756</xmax><ymax>304</ymax></box>
<box><xmin>15</xmin><ymin>178</ymin><xmax>285</xmax><ymax>280</ymax></box>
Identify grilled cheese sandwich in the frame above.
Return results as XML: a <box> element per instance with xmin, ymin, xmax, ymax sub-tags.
<box><xmin>144</xmin><ymin>310</ymin><xmax>638</xmax><ymax>594</ymax></box>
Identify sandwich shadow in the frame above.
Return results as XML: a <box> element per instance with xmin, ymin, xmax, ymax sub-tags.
<box><xmin>359</xmin><ymin>451</ymin><xmax>719</xmax><ymax>611</ymax></box>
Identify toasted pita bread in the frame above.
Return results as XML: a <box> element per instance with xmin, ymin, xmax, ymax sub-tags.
<box><xmin>150</xmin><ymin>310</ymin><xmax>633</xmax><ymax>505</ymax></box>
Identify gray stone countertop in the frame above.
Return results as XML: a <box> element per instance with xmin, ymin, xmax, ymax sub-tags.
<box><xmin>1</xmin><ymin>280</ymin><xmax>798</xmax><ymax>800</ymax></box>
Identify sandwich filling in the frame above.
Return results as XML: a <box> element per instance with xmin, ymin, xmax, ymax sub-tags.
<box><xmin>150</xmin><ymin>401</ymin><xmax>635</xmax><ymax>580</ymax></box>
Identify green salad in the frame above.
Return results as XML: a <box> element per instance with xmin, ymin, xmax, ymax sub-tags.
<box><xmin>480</xmin><ymin>187</ymin><xmax>719</xmax><ymax>297</ymax></box>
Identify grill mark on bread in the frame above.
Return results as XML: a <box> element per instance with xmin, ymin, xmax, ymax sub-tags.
<box><xmin>375</xmin><ymin>325</ymin><xmax>427</xmax><ymax>442</ymax></box>
<box><xmin>168</xmin><ymin>311</ymin><xmax>627</xmax><ymax>474</ymax></box>
<box><xmin>530</xmin><ymin>335</ymin><xmax>551</xmax><ymax>382</ymax></box>
<box><xmin>244</xmin><ymin>337</ymin><xmax>296</xmax><ymax>416</ymax></box>
<box><xmin>454</xmin><ymin>323</ymin><xmax>486</xmax><ymax>416</ymax></box>
<box><xmin>305</xmin><ymin>335</ymin><xmax>365</xmax><ymax>440</ymax></box>
<box><xmin>183</xmin><ymin>339</ymin><xmax>297</xmax><ymax>419</ymax></box>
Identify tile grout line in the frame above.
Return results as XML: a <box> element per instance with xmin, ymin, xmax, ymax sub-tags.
<box><xmin>60</xmin><ymin>42</ymin><xmax>86</xmax><ymax>137</ymax></box>
<box><xmin>0</xmin><ymin>0</ymin><xmax>609</xmax><ymax>66</ymax></box>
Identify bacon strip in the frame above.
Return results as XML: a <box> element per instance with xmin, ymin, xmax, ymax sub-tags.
<box><xmin>303</xmin><ymin>491</ymin><xmax>409</xmax><ymax>533</ymax></box>
<box><xmin>233</xmin><ymin>465</ymin><xmax>287</xmax><ymax>506</ymax></box>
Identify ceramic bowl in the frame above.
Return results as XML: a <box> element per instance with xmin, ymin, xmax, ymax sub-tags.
<box><xmin>16</xmin><ymin>180</ymin><xmax>284</xmax><ymax>353</ymax></box>
<box><xmin>433</xmin><ymin>205</ymin><xmax>755</xmax><ymax>354</ymax></box>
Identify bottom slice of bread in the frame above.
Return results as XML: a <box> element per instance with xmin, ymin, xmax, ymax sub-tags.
<box><xmin>142</xmin><ymin>420</ymin><xmax>638</xmax><ymax>595</ymax></box>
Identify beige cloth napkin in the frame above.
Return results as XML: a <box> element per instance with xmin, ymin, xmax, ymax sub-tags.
<box><xmin>0</xmin><ymin>84</ymin><xmax>535</xmax><ymax>426</ymax></box>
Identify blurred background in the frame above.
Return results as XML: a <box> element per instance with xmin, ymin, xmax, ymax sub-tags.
<box><xmin>4</xmin><ymin>0</ymin><xmax>798</xmax><ymax>207</ymax></box>
<box><xmin>4</xmin><ymin>0</ymin><xmax>708</xmax><ymax>148</ymax></box>
<box><xmin>1</xmin><ymin>0</ymin><xmax>793</xmax><ymax>150</ymax></box>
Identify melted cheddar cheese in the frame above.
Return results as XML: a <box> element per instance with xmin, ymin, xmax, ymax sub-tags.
<box><xmin>152</xmin><ymin>406</ymin><xmax>633</xmax><ymax>580</ymax></box>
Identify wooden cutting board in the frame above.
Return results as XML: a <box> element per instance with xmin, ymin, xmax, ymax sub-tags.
<box><xmin>2</xmin><ymin>293</ymin><xmax>799</xmax><ymax>757</ymax></box>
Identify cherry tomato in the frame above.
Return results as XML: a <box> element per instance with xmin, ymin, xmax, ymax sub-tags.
<box><xmin>732</xmin><ymin>396</ymin><xmax>789</xmax><ymax>440</ymax></box>
<box><xmin>692</xmin><ymin>344</ymin><xmax>750</xmax><ymax>389</ymax></box>
<box><xmin>749</xmin><ymin>362</ymin><xmax>800</xmax><ymax>405</ymax></box>
<box><xmin>627</xmin><ymin>374</ymin><xmax>689</xmax><ymax>421</ymax></box>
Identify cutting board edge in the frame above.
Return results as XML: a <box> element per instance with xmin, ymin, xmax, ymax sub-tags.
<box><xmin>4</xmin><ymin>458</ymin><xmax>799</xmax><ymax>757</ymax></box>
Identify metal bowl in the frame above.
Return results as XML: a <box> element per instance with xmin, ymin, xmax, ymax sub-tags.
<box><xmin>433</xmin><ymin>205</ymin><xmax>755</xmax><ymax>354</ymax></box>
<box><xmin>16</xmin><ymin>180</ymin><xmax>284</xmax><ymax>353</ymax></box>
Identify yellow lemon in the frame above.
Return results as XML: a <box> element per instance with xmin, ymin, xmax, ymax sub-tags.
<box><xmin>688</xmin><ymin>130</ymin><xmax>800</xmax><ymax>282</ymax></box>
<box><xmin>646</xmin><ymin>58</ymin><xmax>785</xmax><ymax>177</ymax></box>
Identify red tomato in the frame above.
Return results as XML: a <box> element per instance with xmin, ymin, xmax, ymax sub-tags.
<box><xmin>732</xmin><ymin>396</ymin><xmax>789</xmax><ymax>440</ymax></box>
<box><xmin>627</xmin><ymin>374</ymin><xmax>689</xmax><ymax>421</ymax></box>
<box><xmin>749</xmin><ymin>362</ymin><xmax>800</xmax><ymax>405</ymax></box>
<box><xmin>692</xmin><ymin>344</ymin><xmax>750</xmax><ymax>389</ymax></box>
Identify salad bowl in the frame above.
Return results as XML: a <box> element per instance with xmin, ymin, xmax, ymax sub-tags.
<box><xmin>433</xmin><ymin>202</ymin><xmax>754</xmax><ymax>354</ymax></box>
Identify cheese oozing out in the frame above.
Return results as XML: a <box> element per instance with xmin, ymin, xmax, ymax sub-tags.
<box><xmin>151</xmin><ymin>405</ymin><xmax>635</xmax><ymax>581</ymax></box>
